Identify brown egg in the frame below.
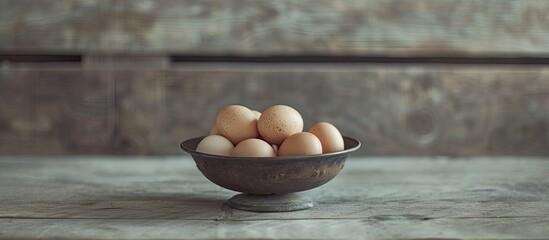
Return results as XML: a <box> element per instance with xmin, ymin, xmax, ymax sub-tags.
<box><xmin>209</xmin><ymin>125</ymin><xmax>219</xmax><ymax>135</ymax></box>
<box><xmin>278</xmin><ymin>132</ymin><xmax>322</xmax><ymax>156</ymax></box>
<box><xmin>216</xmin><ymin>105</ymin><xmax>258</xmax><ymax>145</ymax></box>
<box><xmin>272</xmin><ymin>144</ymin><xmax>279</xmax><ymax>154</ymax></box>
<box><xmin>232</xmin><ymin>138</ymin><xmax>276</xmax><ymax>157</ymax></box>
<box><xmin>308</xmin><ymin>122</ymin><xmax>344</xmax><ymax>153</ymax></box>
<box><xmin>252</xmin><ymin>110</ymin><xmax>261</xmax><ymax>120</ymax></box>
<box><xmin>258</xmin><ymin>105</ymin><xmax>303</xmax><ymax>145</ymax></box>
<box><xmin>196</xmin><ymin>135</ymin><xmax>234</xmax><ymax>156</ymax></box>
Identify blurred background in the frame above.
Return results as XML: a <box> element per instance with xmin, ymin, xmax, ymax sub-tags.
<box><xmin>1</xmin><ymin>0</ymin><xmax>548</xmax><ymax>156</ymax></box>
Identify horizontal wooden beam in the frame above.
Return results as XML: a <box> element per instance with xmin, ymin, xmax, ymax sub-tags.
<box><xmin>1</xmin><ymin>64</ymin><xmax>548</xmax><ymax>155</ymax></box>
<box><xmin>1</xmin><ymin>0</ymin><xmax>549</xmax><ymax>55</ymax></box>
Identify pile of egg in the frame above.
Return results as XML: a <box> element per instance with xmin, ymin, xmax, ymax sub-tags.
<box><xmin>196</xmin><ymin>105</ymin><xmax>344</xmax><ymax>157</ymax></box>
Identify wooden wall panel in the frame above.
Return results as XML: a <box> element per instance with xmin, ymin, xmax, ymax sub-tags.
<box><xmin>2</xmin><ymin>65</ymin><xmax>548</xmax><ymax>155</ymax></box>
<box><xmin>160</xmin><ymin>66</ymin><xmax>549</xmax><ymax>155</ymax></box>
<box><xmin>2</xmin><ymin>1</ymin><xmax>547</xmax><ymax>156</ymax></box>
<box><xmin>115</xmin><ymin>70</ymin><xmax>167</xmax><ymax>154</ymax></box>
<box><xmin>2</xmin><ymin>0</ymin><xmax>549</xmax><ymax>55</ymax></box>
<box><xmin>0</xmin><ymin>67</ymin><xmax>116</xmax><ymax>154</ymax></box>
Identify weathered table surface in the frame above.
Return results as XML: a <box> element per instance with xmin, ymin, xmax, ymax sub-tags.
<box><xmin>0</xmin><ymin>156</ymin><xmax>548</xmax><ymax>239</ymax></box>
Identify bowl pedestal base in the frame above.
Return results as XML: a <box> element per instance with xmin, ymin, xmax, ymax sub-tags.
<box><xmin>227</xmin><ymin>193</ymin><xmax>314</xmax><ymax>212</ymax></box>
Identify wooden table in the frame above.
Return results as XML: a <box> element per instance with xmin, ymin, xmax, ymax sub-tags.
<box><xmin>1</xmin><ymin>156</ymin><xmax>548</xmax><ymax>239</ymax></box>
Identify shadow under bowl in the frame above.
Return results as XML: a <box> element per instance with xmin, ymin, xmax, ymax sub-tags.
<box><xmin>180</xmin><ymin>136</ymin><xmax>361</xmax><ymax>195</ymax></box>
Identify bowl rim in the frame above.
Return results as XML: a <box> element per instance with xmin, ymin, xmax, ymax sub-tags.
<box><xmin>180</xmin><ymin>135</ymin><xmax>361</xmax><ymax>162</ymax></box>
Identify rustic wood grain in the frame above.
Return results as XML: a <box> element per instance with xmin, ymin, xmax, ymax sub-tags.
<box><xmin>1</xmin><ymin>65</ymin><xmax>549</xmax><ymax>155</ymax></box>
<box><xmin>2</xmin><ymin>218</ymin><xmax>549</xmax><ymax>240</ymax></box>
<box><xmin>2</xmin><ymin>0</ymin><xmax>549</xmax><ymax>55</ymax></box>
<box><xmin>0</xmin><ymin>156</ymin><xmax>548</xmax><ymax>239</ymax></box>
<box><xmin>151</xmin><ymin>65</ymin><xmax>549</xmax><ymax>155</ymax></box>
<box><xmin>0</xmin><ymin>66</ymin><xmax>116</xmax><ymax>154</ymax></box>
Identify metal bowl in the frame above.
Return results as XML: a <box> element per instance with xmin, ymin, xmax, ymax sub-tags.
<box><xmin>180</xmin><ymin>136</ymin><xmax>361</xmax><ymax>195</ymax></box>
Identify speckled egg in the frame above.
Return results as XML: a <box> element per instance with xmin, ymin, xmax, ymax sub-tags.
<box><xmin>215</xmin><ymin>105</ymin><xmax>258</xmax><ymax>145</ymax></box>
<box><xmin>258</xmin><ymin>105</ymin><xmax>303</xmax><ymax>145</ymax></box>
